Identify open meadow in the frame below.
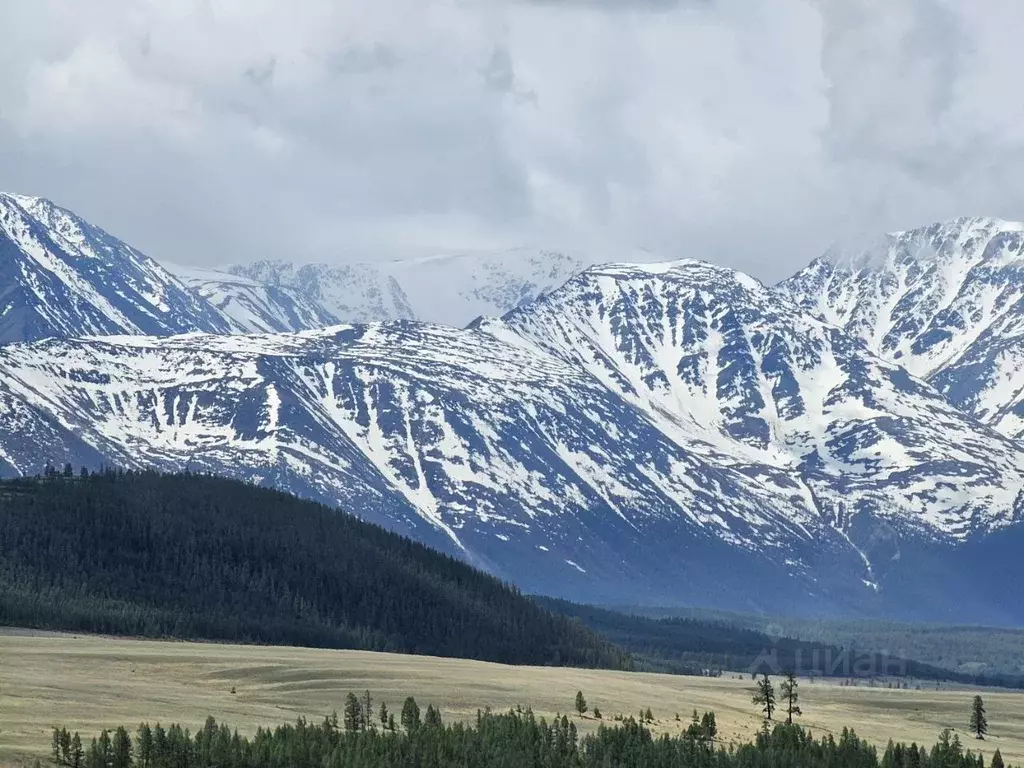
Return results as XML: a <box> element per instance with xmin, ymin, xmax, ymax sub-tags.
<box><xmin>2</xmin><ymin>630</ymin><xmax>1023</xmax><ymax>766</ymax></box>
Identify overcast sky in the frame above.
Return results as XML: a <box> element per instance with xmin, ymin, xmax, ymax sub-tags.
<box><xmin>2</xmin><ymin>0</ymin><xmax>1023</xmax><ymax>281</ymax></box>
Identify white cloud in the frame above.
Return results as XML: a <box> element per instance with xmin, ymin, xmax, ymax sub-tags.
<box><xmin>2</xmin><ymin>0</ymin><xmax>1023</xmax><ymax>280</ymax></box>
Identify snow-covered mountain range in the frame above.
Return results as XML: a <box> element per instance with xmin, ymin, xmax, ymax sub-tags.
<box><xmin>2</xmin><ymin>193</ymin><xmax>1024</xmax><ymax>621</ymax></box>
<box><xmin>164</xmin><ymin>262</ymin><xmax>341</xmax><ymax>334</ymax></box>
<box><xmin>226</xmin><ymin>248</ymin><xmax>660</xmax><ymax>327</ymax></box>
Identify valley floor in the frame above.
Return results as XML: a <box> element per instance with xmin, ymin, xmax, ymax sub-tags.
<box><xmin>2</xmin><ymin>630</ymin><xmax>1023</xmax><ymax>766</ymax></box>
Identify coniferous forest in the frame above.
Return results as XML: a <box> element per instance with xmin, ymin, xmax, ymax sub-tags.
<box><xmin>536</xmin><ymin>599</ymin><xmax>1024</xmax><ymax>689</ymax></box>
<box><xmin>0</xmin><ymin>470</ymin><xmax>628</xmax><ymax>668</ymax></box>
<box><xmin>48</xmin><ymin>706</ymin><xmax>1014</xmax><ymax>768</ymax></box>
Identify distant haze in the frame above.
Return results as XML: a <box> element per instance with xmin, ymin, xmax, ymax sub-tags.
<box><xmin>3</xmin><ymin>0</ymin><xmax>1024</xmax><ymax>280</ymax></box>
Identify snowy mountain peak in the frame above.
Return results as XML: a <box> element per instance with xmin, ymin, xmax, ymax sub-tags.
<box><xmin>0</xmin><ymin>192</ymin><xmax>231</xmax><ymax>342</ymax></box>
<box><xmin>583</xmin><ymin>257</ymin><xmax>766</xmax><ymax>290</ymax></box>
<box><xmin>819</xmin><ymin>217</ymin><xmax>1024</xmax><ymax>274</ymax></box>
<box><xmin>779</xmin><ymin>216</ymin><xmax>1024</xmax><ymax>439</ymax></box>
<box><xmin>493</xmin><ymin>255</ymin><xmax>1024</xmax><ymax>547</ymax></box>
<box><xmin>162</xmin><ymin>262</ymin><xmax>342</xmax><ymax>335</ymax></box>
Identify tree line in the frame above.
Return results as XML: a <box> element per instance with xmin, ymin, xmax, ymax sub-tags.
<box><xmin>0</xmin><ymin>470</ymin><xmax>628</xmax><ymax>669</ymax></box>
<box><xmin>752</xmin><ymin>674</ymin><xmax>996</xmax><ymax>745</ymax></box>
<box><xmin>45</xmin><ymin>699</ymin><xmax>1013</xmax><ymax>768</ymax></box>
<box><xmin>536</xmin><ymin>598</ymin><xmax>1024</xmax><ymax>688</ymax></box>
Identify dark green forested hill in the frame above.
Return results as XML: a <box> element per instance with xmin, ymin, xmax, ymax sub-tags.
<box><xmin>0</xmin><ymin>470</ymin><xmax>629</xmax><ymax>669</ymax></box>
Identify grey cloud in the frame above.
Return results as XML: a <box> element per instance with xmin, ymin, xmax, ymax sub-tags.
<box><xmin>1</xmin><ymin>0</ymin><xmax>1024</xmax><ymax>280</ymax></box>
<box><xmin>244</xmin><ymin>56</ymin><xmax>276</xmax><ymax>87</ymax></box>
<box><xmin>518</xmin><ymin>0</ymin><xmax>709</xmax><ymax>9</ymax></box>
<box><xmin>482</xmin><ymin>46</ymin><xmax>515</xmax><ymax>93</ymax></box>
<box><xmin>326</xmin><ymin>43</ymin><xmax>399</xmax><ymax>75</ymax></box>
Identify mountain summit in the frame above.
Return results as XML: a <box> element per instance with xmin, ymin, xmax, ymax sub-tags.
<box><xmin>779</xmin><ymin>216</ymin><xmax>1024</xmax><ymax>438</ymax></box>
<box><xmin>0</xmin><ymin>193</ymin><xmax>229</xmax><ymax>341</ymax></box>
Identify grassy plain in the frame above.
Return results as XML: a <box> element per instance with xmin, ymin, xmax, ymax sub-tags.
<box><xmin>2</xmin><ymin>630</ymin><xmax>1023</xmax><ymax>766</ymax></box>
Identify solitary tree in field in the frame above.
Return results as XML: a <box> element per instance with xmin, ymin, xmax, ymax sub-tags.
<box><xmin>752</xmin><ymin>674</ymin><xmax>776</xmax><ymax>721</ymax></box>
<box><xmin>575</xmin><ymin>691</ymin><xmax>588</xmax><ymax>717</ymax></box>
<box><xmin>779</xmin><ymin>672</ymin><xmax>803</xmax><ymax>724</ymax></box>
<box><xmin>970</xmin><ymin>695</ymin><xmax>988</xmax><ymax>740</ymax></box>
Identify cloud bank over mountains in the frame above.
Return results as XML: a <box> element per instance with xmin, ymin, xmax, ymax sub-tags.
<box><xmin>2</xmin><ymin>0</ymin><xmax>1023</xmax><ymax>278</ymax></box>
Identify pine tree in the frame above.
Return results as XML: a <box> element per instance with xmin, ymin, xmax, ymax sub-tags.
<box><xmin>59</xmin><ymin>727</ymin><xmax>71</xmax><ymax>766</ymax></box>
<box><xmin>780</xmin><ymin>671</ymin><xmax>803</xmax><ymax>724</ymax></box>
<box><xmin>136</xmin><ymin>725</ymin><xmax>152</xmax><ymax>768</ymax></box>
<box><xmin>424</xmin><ymin>705</ymin><xmax>443</xmax><ymax>728</ymax></box>
<box><xmin>752</xmin><ymin>673</ymin><xmax>776</xmax><ymax>721</ymax></box>
<box><xmin>645</xmin><ymin>707</ymin><xmax>653</xmax><ymax>723</ymax></box>
<box><xmin>111</xmin><ymin>726</ymin><xmax>132</xmax><ymax>768</ymax></box>
<box><xmin>362</xmin><ymin>690</ymin><xmax>374</xmax><ymax>730</ymax></box>
<box><xmin>575</xmin><ymin>691</ymin><xmax>588</xmax><ymax>717</ymax></box>
<box><xmin>991</xmin><ymin>749</ymin><xmax>1005</xmax><ymax>768</ymax></box>
<box><xmin>969</xmin><ymin>695</ymin><xmax>988</xmax><ymax>739</ymax></box>
<box><xmin>343</xmin><ymin>692</ymin><xmax>362</xmax><ymax>732</ymax></box>
<box><xmin>701</xmin><ymin>711</ymin><xmax>718</xmax><ymax>742</ymax></box>
<box><xmin>84</xmin><ymin>739</ymin><xmax>101</xmax><ymax>768</ymax></box>
<box><xmin>379</xmin><ymin>701</ymin><xmax>389</xmax><ymax>731</ymax></box>
<box><xmin>686</xmin><ymin>710</ymin><xmax>702</xmax><ymax>743</ymax></box>
<box><xmin>400</xmin><ymin>696</ymin><xmax>420</xmax><ymax>732</ymax></box>
<box><xmin>69</xmin><ymin>732</ymin><xmax>84</xmax><ymax>768</ymax></box>
<box><xmin>96</xmin><ymin>730</ymin><xmax>111</xmax><ymax>768</ymax></box>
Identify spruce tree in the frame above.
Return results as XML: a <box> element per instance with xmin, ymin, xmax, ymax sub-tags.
<box><xmin>96</xmin><ymin>731</ymin><xmax>111</xmax><ymax>768</ymax></box>
<box><xmin>424</xmin><ymin>704</ymin><xmax>443</xmax><ymax>728</ymax></box>
<box><xmin>379</xmin><ymin>701</ymin><xmax>389</xmax><ymax>731</ymax></box>
<box><xmin>362</xmin><ymin>690</ymin><xmax>374</xmax><ymax>730</ymax></box>
<box><xmin>343</xmin><ymin>692</ymin><xmax>362</xmax><ymax>732</ymax></box>
<box><xmin>110</xmin><ymin>726</ymin><xmax>132</xmax><ymax>768</ymax></box>
<box><xmin>701</xmin><ymin>711</ymin><xmax>718</xmax><ymax>742</ymax></box>
<box><xmin>85</xmin><ymin>739</ymin><xmax>103</xmax><ymax>768</ymax></box>
<box><xmin>59</xmin><ymin>727</ymin><xmax>71</xmax><ymax>766</ymax></box>
<box><xmin>401</xmin><ymin>696</ymin><xmax>421</xmax><ymax>732</ymax></box>
<box><xmin>780</xmin><ymin>671</ymin><xmax>803</xmax><ymax>724</ymax></box>
<box><xmin>969</xmin><ymin>695</ymin><xmax>988</xmax><ymax>739</ymax></box>
<box><xmin>136</xmin><ymin>725</ymin><xmax>152</xmax><ymax>768</ymax></box>
<box><xmin>752</xmin><ymin>673</ymin><xmax>776</xmax><ymax>721</ymax></box>
<box><xmin>991</xmin><ymin>749</ymin><xmax>1005</xmax><ymax>768</ymax></box>
<box><xmin>69</xmin><ymin>732</ymin><xmax>84</xmax><ymax>768</ymax></box>
<box><xmin>575</xmin><ymin>691</ymin><xmax>588</xmax><ymax>717</ymax></box>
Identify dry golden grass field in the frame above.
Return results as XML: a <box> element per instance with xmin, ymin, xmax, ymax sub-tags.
<box><xmin>2</xmin><ymin>630</ymin><xmax>1023</xmax><ymax>767</ymax></box>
